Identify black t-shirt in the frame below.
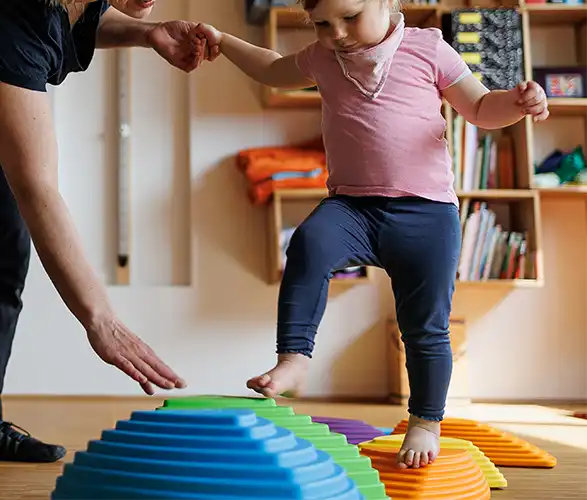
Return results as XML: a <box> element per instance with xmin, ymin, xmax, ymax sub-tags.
<box><xmin>0</xmin><ymin>0</ymin><xmax>109</xmax><ymax>92</ymax></box>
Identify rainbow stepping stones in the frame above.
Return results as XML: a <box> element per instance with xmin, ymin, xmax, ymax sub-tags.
<box><xmin>311</xmin><ymin>416</ymin><xmax>387</xmax><ymax>445</ymax></box>
<box><xmin>392</xmin><ymin>417</ymin><xmax>557</xmax><ymax>468</ymax></box>
<box><xmin>366</xmin><ymin>434</ymin><xmax>508</xmax><ymax>489</ymax></box>
<box><xmin>359</xmin><ymin>443</ymin><xmax>491</xmax><ymax>499</ymax></box>
<box><xmin>161</xmin><ymin>396</ymin><xmax>389</xmax><ymax>500</ymax></box>
<box><xmin>51</xmin><ymin>408</ymin><xmax>365</xmax><ymax>500</ymax></box>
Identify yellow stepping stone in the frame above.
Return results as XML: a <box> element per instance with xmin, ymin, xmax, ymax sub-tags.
<box><xmin>364</xmin><ymin>434</ymin><xmax>507</xmax><ymax>489</ymax></box>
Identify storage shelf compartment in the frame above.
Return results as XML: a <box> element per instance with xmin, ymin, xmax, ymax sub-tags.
<box><xmin>523</xmin><ymin>3</ymin><xmax>587</xmax><ymax>26</ymax></box>
<box><xmin>456</xmin><ymin>193</ymin><xmax>543</xmax><ymax>287</ymax></box>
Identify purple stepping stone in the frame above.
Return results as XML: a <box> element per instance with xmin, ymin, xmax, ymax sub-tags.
<box><xmin>311</xmin><ymin>416</ymin><xmax>386</xmax><ymax>445</ymax></box>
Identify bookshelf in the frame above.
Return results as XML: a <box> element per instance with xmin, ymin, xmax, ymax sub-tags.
<box><xmin>259</xmin><ymin>1</ymin><xmax>587</xmax><ymax>288</ymax></box>
<box><xmin>523</xmin><ymin>1</ymin><xmax>587</xmax><ymax>198</ymax></box>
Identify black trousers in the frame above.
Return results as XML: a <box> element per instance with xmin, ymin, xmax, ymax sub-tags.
<box><xmin>0</xmin><ymin>167</ymin><xmax>31</xmax><ymax>420</ymax></box>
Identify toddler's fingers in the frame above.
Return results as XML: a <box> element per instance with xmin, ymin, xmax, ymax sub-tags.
<box><xmin>533</xmin><ymin>107</ymin><xmax>550</xmax><ymax>122</ymax></box>
<box><xmin>516</xmin><ymin>80</ymin><xmax>529</xmax><ymax>103</ymax></box>
<box><xmin>517</xmin><ymin>80</ymin><xmax>528</xmax><ymax>93</ymax></box>
<box><xmin>519</xmin><ymin>93</ymin><xmax>541</xmax><ymax>107</ymax></box>
<box><xmin>524</xmin><ymin>101</ymin><xmax>548</xmax><ymax>119</ymax></box>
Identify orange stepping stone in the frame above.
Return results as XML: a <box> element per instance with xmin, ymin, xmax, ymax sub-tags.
<box><xmin>392</xmin><ymin>417</ymin><xmax>557</xmax><ymax>468</ymax></box>
<box><xmin>359</xmin><ymin>444</ymin><xmax>491</xmax><ymax>499</ymax></box>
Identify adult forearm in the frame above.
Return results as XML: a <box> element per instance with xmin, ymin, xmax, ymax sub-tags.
<box><xmin>220</xmin><ymin>33</ymin><xmax>282</xmax><ymax>86</ymax></box>
<box><xmin>16</xmin><ymin>186</ymin><xmax>114</xmax><ymax>331</ymax></box>
<box><xmin>474</xmin><ymin>89</ymin><xmax>525</xmax><ymax>129</ymax></box>
<box><xmin>96</xmin><ymin>10</ymin><xmax>155</xmax><ymax>48</ymax></box>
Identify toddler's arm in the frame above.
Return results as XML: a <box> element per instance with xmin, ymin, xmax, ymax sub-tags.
<box><xmin>196</xmin><ymin>23</ymin><xmax>315</xmax><ymax>90</ymax></box>
<box><xmin>442</xmin><ymin>74</ymin><xmax>549</xmax><ymax>129</ymax></box>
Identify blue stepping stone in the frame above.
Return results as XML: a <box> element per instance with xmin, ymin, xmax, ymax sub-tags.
<box><xmin>51</xmin><ymin>409</ymin><xmax>365</xmax><ymax>500</ymax></box>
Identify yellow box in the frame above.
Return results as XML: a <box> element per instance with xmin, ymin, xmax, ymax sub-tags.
<box><xmin>457</xmin><ymin>32</ymin><xmax>481</xmax><ymax>44</ymax></box>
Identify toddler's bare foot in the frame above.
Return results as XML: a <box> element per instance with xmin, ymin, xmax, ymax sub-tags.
<box><xmin>246</xmin><ymin>353</ymin><xmax>309</xmax><ymax>398</ymax></box>
<box><xmin>396</xmin><ymin>415</ymin><xmax>440</xmax><ymax>469</ymax></box>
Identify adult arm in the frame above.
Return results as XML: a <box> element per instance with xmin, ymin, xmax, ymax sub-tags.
<box><xmin>0</xmin><ymin>81</ymin><xmax>185</xmax><ymax>394</ymax></box>
<box><xmin>95</xmin><ymin>7</ymin><xmax>155</xmax><ymax>48</ymax></box>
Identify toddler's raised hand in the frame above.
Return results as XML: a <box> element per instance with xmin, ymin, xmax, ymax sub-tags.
<box><xmin>193</xmin><ymin>23</ymin><xmax>223</xmax><ymax>62</ymax></box>
<box><xmin>516</xmin><ymin>80</ymin><xmax>549</xmax><ymax>122</ymax></box>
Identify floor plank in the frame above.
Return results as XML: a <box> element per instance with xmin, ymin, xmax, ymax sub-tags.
<box><xmin>1</xmin><ymin>397</ymin><xmax>586</xmax><ymax>500</ymax></box>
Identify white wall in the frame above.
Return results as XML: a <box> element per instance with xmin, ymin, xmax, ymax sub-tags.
<box><xmin>3</xmin><ymin>0</ymin><xmax>586</xmax><ymax>402</ymax></box>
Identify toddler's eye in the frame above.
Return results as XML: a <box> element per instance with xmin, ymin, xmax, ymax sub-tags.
<box><xmin>344</xmin><ymin>14</ymin><xmax>358</xmax><ymax>21</ymax></box>
<box><xmin>314</xmin><ymin>20</ymin><xmax>329</xmax><ymax>27</ymax></box>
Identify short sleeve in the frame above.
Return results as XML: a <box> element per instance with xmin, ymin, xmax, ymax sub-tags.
<box><xmin>0</xmin><ymin>1</ymin><xmax>51</xmax><ymax>92</ymax></box>
<box><xmin>435</xmin><ymin>38</ymin><xmax>471</xmax><ymax>90</ymax></box>
<box><xmin>294</xmin><ymin>42</ymin><xmax>319</xmax><ymax>81</ymax></box>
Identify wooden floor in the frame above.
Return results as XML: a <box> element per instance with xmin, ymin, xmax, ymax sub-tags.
<box><xmin>1</xmin><ymin>397</ymin><xmax>586</xmax><ymax>500</ymax></box>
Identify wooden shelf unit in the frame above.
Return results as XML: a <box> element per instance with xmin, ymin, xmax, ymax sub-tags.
<box><xmin>523</xmin><ymin>0</ymin><xmax>587</xmax><ymax>195</ymax></box>
<box><xmin>259</xmin><ymin>1</ymin><xmax>587</xmax><ymax>289</ymax></box>
<box><xmin>523</xmin><ymin>2</ymin><xmax>587</xmax><ymax>25</ymax></box>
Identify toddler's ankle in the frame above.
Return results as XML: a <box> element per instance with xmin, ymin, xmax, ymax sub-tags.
<box><xmin>408</xmin><ymin>414</ymin><xmax>441</xmax><ymax>436</ymax></box>
<box><xmin>277</xmin><ymin>352</ymin><xmax>311</xmax><ymax>366</ymax></box>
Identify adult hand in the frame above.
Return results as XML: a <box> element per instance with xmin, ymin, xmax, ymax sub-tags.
<box><xmin>145</xmin><ymin>20</ymin><xmax>211</xmax><ymax>72</ymax></box>
<box><xmin>86</xmin><ymin>316</ymin><xmax>186</xmax><ymax>395</ymax></box>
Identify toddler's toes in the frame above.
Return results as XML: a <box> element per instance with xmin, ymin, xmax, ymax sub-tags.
<box><xmin>419</xmin><ymin>452</ymin><xmax>429</xmax><ymax>467</ymax></box>
<box><xmin>246</xmin><ymin>374</ymin><xmax>271</xmax><ymax>392</ymax></box>
<box><xmin>397</xmin><ymin>447</ymin><xmax>415</xmax><ymax>468</ymax></box>
<box><xmin>412</xmin><ymin>451</ymin><xmax>422</xmax><ymax>469</ymax></box>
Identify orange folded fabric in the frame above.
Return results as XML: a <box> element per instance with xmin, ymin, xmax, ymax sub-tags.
<box><xmin>236</xmin><ymin>138</ymin><xmax>328</xmax><ymax>204</ymax></box>
<box><xmin>249</xmin><ymin>171</ymin><xmax>329</xmax><ymax>205</ymax></box>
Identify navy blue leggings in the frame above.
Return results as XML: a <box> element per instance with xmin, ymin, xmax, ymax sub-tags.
<box><xmin>277</xmin><ymin>195</ymin><xmax>461</xmax><ymax>421</ymax></box>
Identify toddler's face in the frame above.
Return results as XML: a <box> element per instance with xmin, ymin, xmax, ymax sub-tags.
<box><xmin>308</xmin><ymin>0</ymin><xmax>392</xmax><ymax>52</ymax></box>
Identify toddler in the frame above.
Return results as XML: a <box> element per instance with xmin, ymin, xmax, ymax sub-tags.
<box><xmin>195</xmin><ymin>0</ymin><xmax>548</xmax><ymax>469</ymax></box>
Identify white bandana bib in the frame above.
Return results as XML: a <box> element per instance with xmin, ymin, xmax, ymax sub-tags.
<box><xmin>334</xmin><ymin>14</ymin><xmax>405</xmax><ymax>99</ymax></box>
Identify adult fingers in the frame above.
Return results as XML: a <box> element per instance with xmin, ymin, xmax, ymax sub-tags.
<box><xmin>129</xmin><ymin>353</ymin><xmax>177</xmax><ymax>390</ymax></box>
<box><xmin>138</xmin><ymin>343</ymin><xmax>187</xmax><ymax>389</ymax></box>
<box><xmin>111</xmin><ymin>354</ymin><xmax>149</xmax><ymax>386</ymax></box>
<box><xmin>210</xmin><ymin>45</ymin><xmax>221</xmax><ymax>61</ymax></box>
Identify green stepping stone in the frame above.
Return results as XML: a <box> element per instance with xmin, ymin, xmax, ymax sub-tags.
<box><xmin>161</xmin><ymin>396</ymin><xmax>389</xmax><ymax>500</ymax></box>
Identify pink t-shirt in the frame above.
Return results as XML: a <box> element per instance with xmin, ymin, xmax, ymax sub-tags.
<box><xmin>295</xmin><ymin>25</ymin><xmax>471</xmax><ymax>206</ymax></box>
